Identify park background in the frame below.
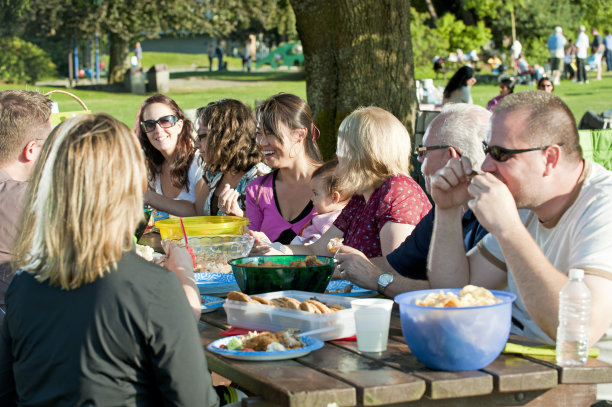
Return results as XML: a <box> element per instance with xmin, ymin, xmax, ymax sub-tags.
<box><xmin>1</xmin><ymin>0</ymin><xmax>611</xmax><ymax>158</ymax></box>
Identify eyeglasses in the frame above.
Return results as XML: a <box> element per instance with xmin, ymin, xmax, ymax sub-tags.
<box><xmin>140</xmin><ymin>115</ymin><xmax>179</xmax><ymax>133</ymax></box>
<box><xmin>415</xmin><ymin>144</ymin><xmax>451</xmax><ymax>158</ymax></box>
<box><xmin>196</xmin><ymin>131</ymin><xmax>207</xmax><ymax>141</ymax></box>
<box><xmin>482</xmin><ymin>141</ymin><xmax>560</xmax><ymax>162</ymax></box>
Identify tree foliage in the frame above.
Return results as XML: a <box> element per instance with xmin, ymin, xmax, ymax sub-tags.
<box><xmin>0</xmin><ymin>36</ymin><xmax>56</xmax><ymax>83</ymax></box>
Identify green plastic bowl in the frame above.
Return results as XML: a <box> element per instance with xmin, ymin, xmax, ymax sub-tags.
<box><xmin>228</xmin><ymin>255</ymin><xmax>337</xmax><ymax>295</ymax></box>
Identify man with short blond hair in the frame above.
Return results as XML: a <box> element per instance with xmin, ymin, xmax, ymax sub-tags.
<box><xmin>0</xmin><ymin>90</ymin><xmax>53</xmax><ymax>312</ymax></box>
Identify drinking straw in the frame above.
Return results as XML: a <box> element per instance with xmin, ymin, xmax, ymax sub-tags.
<box><xmin>179</xmin><ymin>217</ymin><xmax>197</xmax><ymax>269</ymax></box>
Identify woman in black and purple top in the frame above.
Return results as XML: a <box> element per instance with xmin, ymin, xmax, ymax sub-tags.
<box><xmin>246</xmin><ymin>93</ymin><xmax>323</xmax><ymax>244</ymax></box>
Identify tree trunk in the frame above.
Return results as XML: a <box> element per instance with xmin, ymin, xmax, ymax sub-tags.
<box><xmin>108</xmin><ymin>33</ymin><xmax>129</xmax><ymax>84</ymax></box>
<box><xmin>290</xmin><ymin>0</ymin><xmax>417</xmax><ymax>160</ymax></box>
<box><xmin>424</xmin><ymin>0</ymin><xmax>438</xmax><ymax>22</ymax></box>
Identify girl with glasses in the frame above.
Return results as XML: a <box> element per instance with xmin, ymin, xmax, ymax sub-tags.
<box><xmin>194</xmin><ymin>99</ymin><xmax>270</xmax><ymax>217</ymax></box>
<box><xmin>137</xmin><ymin>94</ymin><xmax>204</xmax><ymax>217</ymax></box>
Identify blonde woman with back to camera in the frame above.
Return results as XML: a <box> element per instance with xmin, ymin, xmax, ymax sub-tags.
<box><xmin>0</xmin><ymin>114</ymin><xmax>219</xmax><ymax>406</ymax></box>
<box><xmin>251</xmin><ymin>106</ymin><xmax>432</xmax><ymax>264</ymax></box>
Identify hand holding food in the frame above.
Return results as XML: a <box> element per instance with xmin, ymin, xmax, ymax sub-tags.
<box><xmin>327</xmin><ymin>238</ymin><xmax>343</xmax><ymax>254</ymax></box>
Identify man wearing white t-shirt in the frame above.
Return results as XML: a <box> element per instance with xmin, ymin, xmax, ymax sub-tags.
<box><xmin>427</xmin><ymin>90</ymin><xmax>612</xmax><ymax>399</ymax></box>
<box><xmin>575</xmin><ymin>25</ymin><xmax>590</xmax><ymax>83</ymax></box>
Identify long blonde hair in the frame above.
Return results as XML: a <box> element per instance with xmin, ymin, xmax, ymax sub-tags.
<box><xmin>12</xmin><ymin>114</ymin><xmax>147</xmax><ymax>289</ymax></box>
<box><xmin>335</xmin><ymin>106</ymin><xmax>411</xmax><ymax>196</ymax></box>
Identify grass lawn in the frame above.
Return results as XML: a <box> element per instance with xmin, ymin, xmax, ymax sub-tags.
<box><xmin>1</xmin><ymin>64</ymin><xmax>610</xmax><ymax>130</ymax></box>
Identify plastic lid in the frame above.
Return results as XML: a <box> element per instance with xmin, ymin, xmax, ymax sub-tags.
<box><xmin>568</xmin><ymin>269</ymin><xmax>584</xmax><ymax>279</ymax></box>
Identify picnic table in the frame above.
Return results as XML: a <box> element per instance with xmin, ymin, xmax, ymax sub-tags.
<box><xmin>199</xmin><ymin>307</ymin><xmax>612</xmax><ymax>407</ymax></box>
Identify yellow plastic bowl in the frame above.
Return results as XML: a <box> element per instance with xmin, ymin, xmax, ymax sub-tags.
<box><xmin>156</xmin><ymin>216</ymin><xmax>249</xmax><ymax>240</ymax></box>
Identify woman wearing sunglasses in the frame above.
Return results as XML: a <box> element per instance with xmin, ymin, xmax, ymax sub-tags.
<box><xmin>194</xmin><ymin>99</ymin><xmax>270</xmax><ymax>217</ymax></box>
<box><xmin>0</xmin><ymin>114</ymin><xmax>218</xmax><ymax>406</ymax></box>
<box><xmin>137</xmin><ymin>94</ymin><xmax>204</xmax><ymax>217</ymax></box>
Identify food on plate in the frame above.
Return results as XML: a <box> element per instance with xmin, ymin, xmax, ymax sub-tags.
<box><xmin>241</xmin><ymin>255</ymin><xmax>324</xmax><ymax>268</ymax></box>
<box><xmin>226</xmin><ymin>291</ymin><xmax>345</xmax><ymax>313</ymax></box>
<box><xmin>416</xmin><ymin>285</ymin><xmax>501</xmax><ymax>307</ymax></box>
<box><xmin>327</xmin><ymin>238</ymin><xmax>343</xmax><ymax>254</ymax></box>
<box><xmin>135</xmin><ymin>244</ymin><xmax>166</xmax><ymax>265</ymax></box>
<box><xmin>325</xmin><ymin>283</ymin><xmax>353</xmax><ymax>294</ymax></box>
<box><xmin>224</xmin><ymin>329</ymin><xmax>305</xmax><ymax>352</ymax></box>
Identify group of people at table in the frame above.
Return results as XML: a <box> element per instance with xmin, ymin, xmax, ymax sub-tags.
<box><xmin>0</xmin><ymin>86</ymin><xmax>610</xmax><ymax>405</ymax></box>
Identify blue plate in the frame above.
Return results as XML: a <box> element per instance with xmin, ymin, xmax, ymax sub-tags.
<box><xmin>206</xmin><ymin>335</ymin><xmax>324</xmax><ymax>361</ymax></box>
<box><xmin>194</xmin><ymin>272</ymin><xmax>236</xmax><ymax>284</ymax></box>
<box><xmin>325</xmin><ymin>280</ymin><xmax>376</xmax><ymax>296</ymax></box>
<box><xmin>201</xmin><ymin>295</ymin><xmax>224</xmax><ymax>313</ymax></box>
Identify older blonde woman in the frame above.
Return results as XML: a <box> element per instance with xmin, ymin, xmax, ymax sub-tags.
<box><xmin>0</xmin><ymin>114</ymin><xmax>219</xmax><ymax>406</ymax></box>
<box><xmin>251</xmin><ymin>106</ymin><xmax>431</xmax><ymax>259</ymax></box>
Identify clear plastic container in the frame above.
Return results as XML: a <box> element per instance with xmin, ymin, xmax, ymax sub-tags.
<box><xmin>223</xmin><ymin>290</ymin><xmax>356</xmax><ymax>341</ymax></box>
<box><xmin>556</xmin><ymin>269</ymin><xmax>591</xmax><ymax>366</ymax></box>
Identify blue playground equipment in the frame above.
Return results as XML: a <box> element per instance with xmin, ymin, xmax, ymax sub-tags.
<box><xmin>256</xmin><ymin>41</ymin><xmax>304</xmax><ymax>69</ymax></box>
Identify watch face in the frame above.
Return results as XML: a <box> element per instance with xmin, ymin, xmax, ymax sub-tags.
<box><xmin>379</xmin><ymin>273</ymin><xmax>393</xmax><ymax>286</ymax></box>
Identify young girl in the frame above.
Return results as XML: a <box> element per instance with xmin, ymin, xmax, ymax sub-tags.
<box><xmin>291</xmin><ymin>159</ymin><xmax>348</xmax><ymax>245</ymax></box>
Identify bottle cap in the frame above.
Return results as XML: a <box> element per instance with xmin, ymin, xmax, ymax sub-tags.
<box><xmin>568</xmin><ymin>268</ymin><xmax>584</xmax><ymax>279</ymax></box>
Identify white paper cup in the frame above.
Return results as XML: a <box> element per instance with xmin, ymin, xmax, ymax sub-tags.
<box><xmin>351</xmin><ymin>298</ymin><xmax>394</xmax><ymax>352</ymax></box>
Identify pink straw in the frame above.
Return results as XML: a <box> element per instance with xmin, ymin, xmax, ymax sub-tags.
<box><xmin>179</xmin><ymin>217</ymin><xmax>197</xmax><ymax>269</ymax></box>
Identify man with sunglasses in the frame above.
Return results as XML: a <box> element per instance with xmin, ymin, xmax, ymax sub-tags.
<box><xmin>334</xmin><ymin>104</ymin><xmax>491</xmax><ymax>296</ymax></box>
<box><xmin>0</xmin><ymin>90</ymin><xmax>53</xmax><ymax>322</ymax></box>
<box><xmin>428</xmin><ymin>91</ymin><xmax>612</xmax><ymax>394</ymax></box>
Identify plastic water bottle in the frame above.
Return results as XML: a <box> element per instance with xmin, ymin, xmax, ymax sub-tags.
<box><xmin>556</xmin><ymin>269</ymin><xmax>591</xmax><ymax>366</ymax></box>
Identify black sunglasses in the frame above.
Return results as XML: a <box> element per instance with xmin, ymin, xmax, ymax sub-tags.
<box><xmin>482</xmin><ymin>141</ymin><xmax>561</xmax><ymax>162</ymax></box>
<box><xmin>196</xmin><ymin>131</ymin><xmax>207</xmax><ymax>141</ymax></box>
<box><xmin>415</xmin><ymin>144</ymin><xmax>451</xmax><ymax>158</ymax></box>
<box><xmin>140</xmin><ymin>115</ymin><xmax>179</xmax><ymax>133</ymax></box>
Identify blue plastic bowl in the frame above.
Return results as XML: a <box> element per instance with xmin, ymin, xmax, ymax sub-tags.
<box><xmin>395</xmin><ymin>289</ymin><xmax>516</xmax><ymax>371</ymax></box>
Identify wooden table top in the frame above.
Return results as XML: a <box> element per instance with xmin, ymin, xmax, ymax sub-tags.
<box><xmin>199</xmin><ymin>308</ymin><xmax>612</xmax><ymax>407</ymax></box>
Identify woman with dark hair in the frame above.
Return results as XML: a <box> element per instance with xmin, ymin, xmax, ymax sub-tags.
<box><xmin>0</xmin><ymin>114</ymin><xmax>218</xmax><ymax>406</ymax></box>
<box><xmin>246</xmin><ymin>93</ymin><xmax>323</xmax><ymax>244</ymax></box>
<box><xmin>443</xmin><ymin>65</ymin><xmax>477</xmax><ymax>105</ymax></box>
<box><xmin>537</xmin><ymin>77</ymin><xmax>555</xmax><ymax>93</ymax></box>
<box><xmin>486</xmin><ymin>77</ymin><xmax>515</xmax><ymax>112</ymax></box>
<box><xmin>194</xmin><ymin>99</ymin><xmax>270</xmax><ymax>217</ymax></box>
<box><xmin>138</xmin><ymin>94</ymin><xmax>204</xmax><ymax>216</ymax></box>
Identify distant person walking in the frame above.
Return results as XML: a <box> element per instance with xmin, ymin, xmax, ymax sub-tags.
<box><xmin>207</xmin><ymin>42</ymin><xmax>215</xmax><ymax>71</ymax></box>
<box><xmin>576</xmin><ymin>25</ymin><xmax>590</xmax><ymax>84</ymax></box>
<box><xmin>605</xmin><ymin>30</ymin><xmax>612</xmax><ymax>71</ymax></box>
<box><xmin>563</xmin><ymin>39</ymin><xmax>576</xmax><ymax>80</ymax></box>
<box><xmin>547</xmin><ymin>26</ymin><xmax>566</xmax><ymax>85</ymax></box>
<box><xmin>215</xmin><ymin>42</ymin><xmax>224</xmax><ymax>71</ymax></box>
<box><xmin>134</xmin><ymin>42</ymin><xmax>142</xmax><ymax>68</ymax></box>
<box><xmin>591</xmin><ymin>27</ymin><xmax>604</xmax><ymax>80</ymax></box>
<box><xmin>511</xmin><ymin>38</ymin><xmax>522</xmax><ymax>72</ymax></box>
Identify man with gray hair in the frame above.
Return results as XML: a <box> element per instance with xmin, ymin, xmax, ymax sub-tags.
<box><xmin>547</xmin><ymin>26</ymin><xmax>566</xmax><ymax>85</ymax></box>
<box><xmin>334</xmin><ymin>103</ymin><xmax>491</xmax><ymax>296</ymax></box>
<box><xmin>0</xmin><ymin>90</ymin><xmax>53</xmax><ymax>314</ymax></box>
<box><xmin>428</xmin><ymin>90</ymin><xmax>612</xmax><ymax>398</ymax></box>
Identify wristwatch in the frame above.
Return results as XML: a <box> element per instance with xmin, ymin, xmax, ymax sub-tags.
<box><xmin>377</xmin><ymin>273</ymin><xmax>394</xmax><ymax>295</ymax></box>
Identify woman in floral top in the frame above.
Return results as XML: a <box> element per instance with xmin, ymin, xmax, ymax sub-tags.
<box><xmin>194</xmin><ymin>99</ymin><xmax>270</xmax><ymax>216</ymax></box>
<box><xmin>251</xmin><ymin>106</ymin><xmax>431</xmax><ymax>259</ymax></box>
